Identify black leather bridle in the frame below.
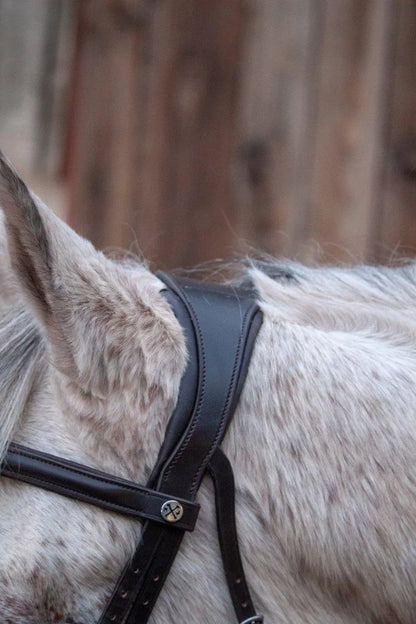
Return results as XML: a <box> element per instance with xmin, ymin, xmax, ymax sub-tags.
<box><xmin>1</xmin><ymin>273</ymin><xmax>264</xmax><ymax>624</ymax></box>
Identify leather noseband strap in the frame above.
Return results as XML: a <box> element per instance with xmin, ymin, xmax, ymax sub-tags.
<box><xmin>0</xmin><ymin>273</ymin><xmax>264</xmax><ymax>624</ymax></box>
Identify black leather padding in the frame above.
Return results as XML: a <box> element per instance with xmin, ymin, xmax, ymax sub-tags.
<box><xmin>157</xmin><ymin>274</ymin><xmax>263</xmax><ymax>499</ymax></box>
<box><xmin>0</xmin><ymin>273</ymin><xmax>264</xmax><ymax>624</ymax></box>
<box><xmin>147</xmin><ymin>284</ymin><xmax>199</xmax><ymax>488</ymax></box>
<box><xmin>99</xmin><ymin>273</ymin><xmax>263</xmax><ymax>624</ymax></box>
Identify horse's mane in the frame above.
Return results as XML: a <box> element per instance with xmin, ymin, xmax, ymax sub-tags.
<box><xmin>1</xmin><ymin>253</ymin><xmax>416</xmax><ymax>464</ymax></box>
<box><xmin>0</xmin><ymin>306</ymin><xmax>45</xmax><ymax>460</ymax></box>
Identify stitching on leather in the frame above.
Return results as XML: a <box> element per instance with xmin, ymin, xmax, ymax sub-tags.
<box><xmin>100</xmin><ymin>526</ymin><xmax>166</xmax><ymax>623</ymax></box>
<box><xmin>98</xmin><ymin>283</ymin><xmax>260</xmax><ymax>624</ymax></box>
<box><xmin>8</xmin><ymin>448</ymin><xmax>146</xmax><ymax>491</ymax></box>
<box><xmin>205</xmin><ymin>307</ymin><xmax>253</xmax><ymax>456</ymax></box>
<box><xmin>162</xmin><ymin>288</ymin><xmax>207</xmax><ymax>483</ymax></box>
<box><xmin>162</xmin><ymin>290</ymin><xmax>256</xmax><ymax>495</ymax></box>
<box><xmin>3</xmin><ymin>468</ymin><xmax>193</xmax><ymax>528</ymax></box>
<box><xmin>5</xmin><ymin>448</ymin><xmax>195</xmax><ymax>511</ymax></box>
<box><xmin>190</xmin><ymin>306</ymin><xmax>253</xmax><ymax>494</ymax></box>
<box><xmin>129</xmin><ymin>530</ymin><xmax>172</xmax><ymax>619</ymax></box>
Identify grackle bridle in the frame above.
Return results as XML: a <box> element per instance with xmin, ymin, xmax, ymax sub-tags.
<box><xmin>1</xmin><ymin>273</ymin><xmax>264</xmax><ymax>624</ymax></box>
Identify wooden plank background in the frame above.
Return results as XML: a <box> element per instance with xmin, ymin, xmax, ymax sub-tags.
<box><xmin>0</xmin><ymin>0</ymin><xmax>74</xmax><ymax>212</ymax></box>
<box><xmin>1</xmin><ymin>0</ymin><xmax>416</xmax><ymax>269</ymax></box>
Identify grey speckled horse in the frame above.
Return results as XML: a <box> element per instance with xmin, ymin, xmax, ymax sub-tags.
<box><xmin>1</xmin><ymin>152</ymin><xmax>416</xmax><ymax>623</ymax></box>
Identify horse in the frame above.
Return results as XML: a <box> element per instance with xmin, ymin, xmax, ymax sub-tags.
<box><xmin>0</xmin><ymin>152</ymin><xmax>416</xmax><ymax>623</ymax></box>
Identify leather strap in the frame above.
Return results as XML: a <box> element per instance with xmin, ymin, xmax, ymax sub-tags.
<box><xmin>0</xmin><ymin>274</ymin><xmax>263</xmax><ymax>624</ymax></box>
<box><xmin>1</xmin><ymin>443</ymin><xmax>199</xmax><ymax>532</ymax></box>
<box><xmin>99</xmin><ymin>274</ymin><xmax>263</xmax><ymax>624</ymax></box>
<box><xmin>208</xmin><ymin>449</ymin><xmax>263</xmax><ymax>624</ymax></box>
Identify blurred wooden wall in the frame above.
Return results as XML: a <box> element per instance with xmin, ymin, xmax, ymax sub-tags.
<box><xmin>64</xmin><ymin>0</ymin><xmax>416</xmax><ymax>267</ymax></box>
<box><xmin>0</xmin><ymin>0</ymin><xmax>74</xmax><ymax>212</ymax></box>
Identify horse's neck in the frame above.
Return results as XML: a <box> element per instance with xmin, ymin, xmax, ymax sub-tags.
<box><xmin>0</xmin><ymin>360</ymin><xmax>144</xmax><ymax>622</ymax></box>
<box><xmin>12</xmin><ymin>366</ymin><xmax>94</xmax><ymax>467</ymax></box>
<box><xmin>13</xmin><ymin>370</ymin><xmax>170</xmax><ymax>491</ymax></box>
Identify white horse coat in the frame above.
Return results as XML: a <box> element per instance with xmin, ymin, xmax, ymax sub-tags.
<box><xmin>0</xmin><ymin>153</ymin><xmax>415</xmax><ymax>623</ymax></box>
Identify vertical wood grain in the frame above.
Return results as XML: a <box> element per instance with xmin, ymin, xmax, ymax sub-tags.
<box><xmin>66</xmin><ymin>0</ymin><xmax>415</xmax><ymax>267</ymax></box>
<box><xmin>68</xmin><ymin>0</ymin><xmax>149</xmax><ymax>250</ymax></box>
<box><xmin>68</xmin><ymin>0</ymin><xmax>245</xmax><ymax>267</ymax></box>
<box><xmin>377</xmin><ymin>0</ymin><xmax>416</xmax><ymax>261</ymax></box>
<box><xmin>306</xmin><ymin>0</ymin><xmax>393</xmax><ymax>262</ymax></box>
<box><xmin>0</xmin><ymin>0</ymin><xmax>73</xmax><ymax>210</ymax></box>
<box><xmin>236</xmin><ymin>0</ymin><xmax>322</xmax><ymax>257</ymax></box>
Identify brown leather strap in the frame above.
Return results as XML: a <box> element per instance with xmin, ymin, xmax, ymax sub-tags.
<box><xmin>2</xmin><ymin>443</ymin><xmax>199</xmax><ymax>532</ymax></box>
<box><xmin>99</xmin><ymin>274</ymin><xmax>263</xmax><ymax>624</ymax></box>
<box><xmin>0</xmin><ymin>275</ymin><xmax>263</xmax><ymax>624</ymax></box>
<box><xmin>208</xmin><ymin>449</ymin><xmax>263</xmax><ymax>624</ymax></box>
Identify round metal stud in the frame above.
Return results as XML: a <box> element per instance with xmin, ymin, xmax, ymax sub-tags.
<box><xmin>160</xmin><ymin>499</ymin><xmax>184</xmax><ymax>523</ymax></box>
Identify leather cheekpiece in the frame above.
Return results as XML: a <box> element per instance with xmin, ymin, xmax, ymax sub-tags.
<box><xmin>98</xmin><ymin>274</ymin><xmax>263</xmax><ymax>624</ymax></box>
<box><xmin>0</xmin><ymin>273</ymin><xmax>264</xmax><ymax>624</ymax></box>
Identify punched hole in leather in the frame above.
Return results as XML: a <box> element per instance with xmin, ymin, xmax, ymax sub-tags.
<box><xmin>0</xmin><ymin>273</ymin><xmax>264</xmax><ymax>624</ymax></box>
<box><xmin>99</xmin><ymin>273</ymin><xmax>264</xmax><ymax>624</ymax></box>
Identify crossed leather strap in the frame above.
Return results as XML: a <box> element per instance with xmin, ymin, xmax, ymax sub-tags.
<box><xmin>1</xmin><ymin>273</ymin><xmax>264</xmax><ymax>624</ymax></box>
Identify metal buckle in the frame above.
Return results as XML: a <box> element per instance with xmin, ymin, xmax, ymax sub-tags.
<box><xmin>240</xmin><ymin>617</ymin><xmax>264</xmax><ymax>624</ymax></box>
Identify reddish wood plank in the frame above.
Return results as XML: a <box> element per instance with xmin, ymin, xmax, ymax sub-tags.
<box><xmin>377</xmin><ymin>0</ymin><xmax>416</xmax><ymax>261</ymax></box>
<box><xmin>68</xmin><ymin>0</ymin><xmax>245</xmax><ymax>268</ymax></box>
<box><xmin>236</xmin><ymin>0</ymin><xmax>321</xmax><ymax>257</ymax></box>
<box><xmin>141</xmin><ymin>0</ymin><xmax>245</xmax><ymax>268</ymax></box>
<box><xmin>66</xmin><ymin>0</ymin><xmax>414</xmax><ymax>267</ymax></box>
<box><xmin>68</xmin><ymin>0</ymin><xmax>148</xmax><ymax>251</ymax></box>
<box><xmin>306</xmin><ymin>0</ymin><xmax>393</xmax><ymax>263</ymax></box>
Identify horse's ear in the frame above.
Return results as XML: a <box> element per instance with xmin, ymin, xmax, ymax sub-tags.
<box><xmin>0</xmin><ymin>153</ymin><xmax>164</xmax><ymax>390</ymax></box>
<box><xmin>0</xmin><ymin>153</ymin><xmax>99</xmax><ymax>323</ymax></box>
<box><xmin>0</xmin><ymin>212</ymin><xmax>20</xmax><ymax>308</ymax></box>
<box><xmin>0</xmin><ymin>153</ymin><xmax>109</xmax><ymax>379</ymax></box>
